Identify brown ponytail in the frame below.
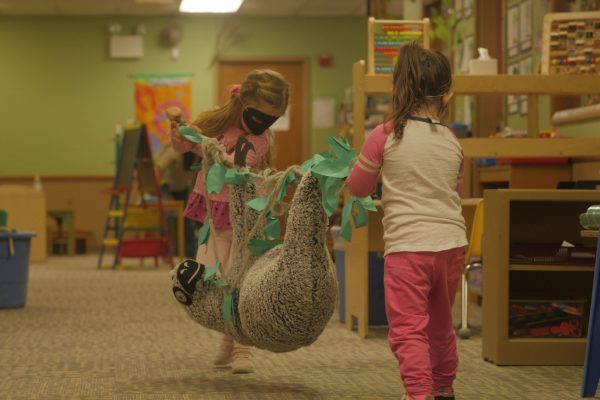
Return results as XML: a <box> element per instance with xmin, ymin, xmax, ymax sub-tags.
<box><xmin>389</xmin><ymin>41</ymin><xmax>452</xmax><ymax>139</ymax></box>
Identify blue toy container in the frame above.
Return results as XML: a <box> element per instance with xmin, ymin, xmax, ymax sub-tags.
<box><xmin>368</xmin><ymin>252</ymin><xmax>388</xmax><ymax>326</ymax></box>
<box><xmin>0</xmin><ymin>231</ymin><xmax>36</xmax><ymax>308</ymax></box>
<box><xmin>331</xmin><ymin>227</ymin><xmax>387</xmax><ymax>325</ymax></box>
<box><xmin>331</xmin><ymin>226</ymin><xmax>346</xmax><ymax>322</ymax></box>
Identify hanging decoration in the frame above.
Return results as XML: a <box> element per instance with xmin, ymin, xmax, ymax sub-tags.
<box><xmin>134</xmin><ymin>73</ymin><xmax>192</xmax><ymax>148</ymax></box>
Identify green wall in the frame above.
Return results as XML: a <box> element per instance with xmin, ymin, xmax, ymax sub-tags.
<box><xmin>0</xmin><ymin>15</ymin><xmax>367</xmax><ymax>175</ymax></box>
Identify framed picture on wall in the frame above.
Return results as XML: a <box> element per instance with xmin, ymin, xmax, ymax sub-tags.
<box><xmin>519</xmin><ymin>57</ymin><xmax>532</xmax><ymax>115</ymax></box>
<box><xmin>507</xmin><ymin>6</ymin><xmax>520</xmax><ymax>57</ymax></box>
<box><xmin>519</xmin><ymin>0</ymin><xmax>532</xmax><ymax>51</ymax></box>
<box><xmin>507</xmin><ymin>63</ymin><xmax>520</xmax><ymax>115</ymax></box>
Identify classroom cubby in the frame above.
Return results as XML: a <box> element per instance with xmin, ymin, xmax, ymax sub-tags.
<box><xmin>482</xmin><ymin>189</ymin><xmax>600</xmax><ymax>365</ymax></box>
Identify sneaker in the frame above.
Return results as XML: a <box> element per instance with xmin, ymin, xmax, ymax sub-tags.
<box><xmin>213</xmin><ymin>336</ymin><xmax>234</xmax><ymax>367</ymax></box>
<box><xmin>231</xmin><ymin>344</ymin><xmax>254</xmax><ymax>374</ymax></box>
<box><xmin>434</xmin><ymin>387</ymin><xmax>455</xmax><ymax>400</ymax></box>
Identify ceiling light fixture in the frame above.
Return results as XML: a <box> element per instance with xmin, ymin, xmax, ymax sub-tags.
<box><xmin>179</xmin><ymin>0</ymin><xmax>244</xmax><ymax>13</ymax></box>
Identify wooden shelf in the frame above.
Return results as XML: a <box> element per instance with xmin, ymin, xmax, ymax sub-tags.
<box><xmin>363</xmin><ymin>74</ymin><xmax>600</xmax><ymax>95</ymax></box>
<box><xmin>509</xmin><ymin>264</ymin><xmax>595</xmax><ymax>272</ymax></box>
<box><xmin>582</xmin><ymin>230</ymin><xmax>599</xmax><ymax>238</ymax></box>
<box><xmin>361</xmin><ymin>71</ymin><xmax>600</xmax><ymax>140</ymax></box>
<box><xmin>348</xmin><ymin>58</ymin><xmax>600</xmax><ymax>342</ymax></box>
<box><xmin>460</xmin><ymin>138</ymin><xmax>600</xmax><ymax>158</ymax></box>
<box><xmin>508</xmin><ymin>338</ymin><xmax>587</xmax><ymax>344</ymax></box>
<box><xmin>483</xmin><ymin>189</ymin><xmax>600</xmax><ymax>365</ymax></box>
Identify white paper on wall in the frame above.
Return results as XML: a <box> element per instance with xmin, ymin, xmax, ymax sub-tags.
<box><xmin>271</xmin><ymin>107</ymin><xmax>290</xmax><ymax>131</ymax></box>
<box><xmin>312</xmin><ymin>97</ymin><xmax>335</xmax><ymax>129</ymax></box>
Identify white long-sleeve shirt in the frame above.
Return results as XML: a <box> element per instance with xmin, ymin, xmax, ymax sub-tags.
<box><xmin>346</xmin><ymin>119</ymin><xmax>467</xmax><ymax>255</ymax></box>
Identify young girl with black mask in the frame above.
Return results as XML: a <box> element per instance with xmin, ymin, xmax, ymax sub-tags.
<box><xmin>170</xmin><ymin>69</ymin><xmax>289</xmax><ymax>374</ymax></box>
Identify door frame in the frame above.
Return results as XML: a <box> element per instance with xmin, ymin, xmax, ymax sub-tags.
<box><xmin>215</xmin><ymin>57</ymin><xmax>310</xmax><ymax>164</ymax></box>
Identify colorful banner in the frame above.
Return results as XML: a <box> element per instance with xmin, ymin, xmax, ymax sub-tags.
<box><xmin>134</xmin><ymin>73</ymin><xmax>192</xmax><ymax>147</ymax></box>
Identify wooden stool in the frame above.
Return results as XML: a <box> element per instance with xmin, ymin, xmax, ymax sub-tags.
<box><xmin>48</xmin><ymin>209</ymin><xmax>75</xmax><ymax>256</ymax></box>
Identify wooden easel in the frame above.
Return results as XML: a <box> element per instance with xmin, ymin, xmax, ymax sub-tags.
<box><xmin>97</xmin><ymin>124</ymin><xmax>173</xmax><ymax>269</ymax></box>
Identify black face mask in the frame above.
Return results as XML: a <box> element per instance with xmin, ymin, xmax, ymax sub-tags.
<box><xmin>242</xmin><ymin>107</ymin><xmax>279</xmax><ymax>135</ymax></box>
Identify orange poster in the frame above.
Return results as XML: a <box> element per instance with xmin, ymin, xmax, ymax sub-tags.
<box><xmin>135</xmin><ymin>74</ymin><xmax>192</xmax><ymax>144</ymax></box>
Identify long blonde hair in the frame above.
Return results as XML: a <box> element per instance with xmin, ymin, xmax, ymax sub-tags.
<box><xmin>191</xmin><ymin>69</ymin><xmax>289</xmax><ymax>138</ymax></box>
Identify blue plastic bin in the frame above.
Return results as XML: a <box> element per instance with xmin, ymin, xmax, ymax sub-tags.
<box><xmin>331</xmin><ymin>226</ymin><xmax>346</xmax><ymax>322</ymax></box>
<box><xmin>368</xmin><ymin>252</ymin><xmax>388</xmax><ymax>326</ymax></box>
<box><xmin>331</xmin><ymin>226</ymin><xmax>387</xmax><ymax>325</ymax></box>
<box><xmin>0</xmin><ymin>231</ymin><xmax>36</xmax><ymax>308</ymax></box>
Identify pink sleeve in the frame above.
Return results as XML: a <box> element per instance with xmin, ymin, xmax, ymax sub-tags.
<box><xmin>346</xmin><ymin>124</ymin><xmax>387</xmax><ymax>198</ymax></box>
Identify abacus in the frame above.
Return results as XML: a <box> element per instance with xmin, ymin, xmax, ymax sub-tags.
<box><xmin>542</xmin><ymin>11</ymin><xmax>600</xmax><ymax>75</ymax></box>
<box><xmin>367</xmin><ymin>17</ymin><xmax>430</xmax><ymax>75</ymax></box>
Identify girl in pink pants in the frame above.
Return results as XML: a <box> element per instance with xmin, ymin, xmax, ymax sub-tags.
<box><xmin>346</xmin><ymin>42</ymin><xmax>467</xmax><ymax>400</ymax></box>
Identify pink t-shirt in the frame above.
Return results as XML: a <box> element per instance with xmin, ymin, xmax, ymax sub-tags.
<box><xmin>171</xmin><ymin>124</ymin><xmax>271</xmax><ymax>228</ymax></box>
<box><xmin>171</xmin><ymin>125</ymin><xmax>271</xmax><ymax>200</ymax></box>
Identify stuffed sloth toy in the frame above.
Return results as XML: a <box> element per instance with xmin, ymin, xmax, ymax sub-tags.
<box><xmin>171</xmin><ymin>172</ymin><xmax>338</xmax><ymax>353</ymax></box>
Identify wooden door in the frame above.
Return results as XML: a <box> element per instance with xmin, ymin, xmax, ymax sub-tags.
<box><xmin>217</xmin><ymin>60</ymin><xmax>308</xmax><ymax>171</ymax></box>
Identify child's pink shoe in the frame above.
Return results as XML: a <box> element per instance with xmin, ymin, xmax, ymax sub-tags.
<box><xmin>213</xmin><ymin>335</ymin><xmax>234</xmax><ymax>367</ymax></box>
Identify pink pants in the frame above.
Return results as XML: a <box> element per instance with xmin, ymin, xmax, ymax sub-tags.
<box><xmin>384</xmin><ymin>247</ymin><xmax>465</xmax><ymax>400</ymax></box>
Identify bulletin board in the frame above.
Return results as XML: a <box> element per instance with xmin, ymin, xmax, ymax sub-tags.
<box><xmin>367</xmin><ymin>17</ymin><xmax>430</xmax><ymax>75</ymax></box>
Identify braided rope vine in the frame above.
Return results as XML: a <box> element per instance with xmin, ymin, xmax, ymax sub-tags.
<box><xmin>177</xmin><ymin>124</ymin><xmax>376</xmax><ymax>326</ymax></box>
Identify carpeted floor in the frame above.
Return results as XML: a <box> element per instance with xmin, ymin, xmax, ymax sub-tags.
<box><xmin>0</xmin><ymin>255</ymin><xmax>596</xmax><ymax>400</ymax></box>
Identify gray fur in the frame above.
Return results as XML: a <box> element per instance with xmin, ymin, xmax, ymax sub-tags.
<box><xmin>171</xmin><ymin>173</ymin><xmax>338</xmax><ymax>353</ymax></box>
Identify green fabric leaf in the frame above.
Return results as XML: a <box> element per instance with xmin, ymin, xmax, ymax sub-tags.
<box><xmin>222</xmin><ymin>288</ymin><xmax>239</xmax><ymax>328</ymax></box>
<box><xmin>326</xmin><ymin>135</ymin><xmax>356</xmax><ymax>163</ymax></box>
<box><xmin>190</xmin><ymin>162</ymin><xmax>202</xmax><ymax>171</ymax></box>
<box><xmin>301</xmin><ymin>153</ymin><xmax>325</xmax><ymax>172</ymax></box>
<box><xmin>248</xmin><ymin>239</ymin><xmax>281</xmax><ymax>255</ymax></box>
<box><xmin>264</xmin><ymin>216</ymin><xmax>281</xmax><ymax>240</ymax></box>
<box><xmin>179</xmin><ymin>126</ymin><xmax>208</xmax><ymax>143</ymax></box>
<box><xmin>353</xmin><ymin>201</ymin><xmax>369</xmax><ymax>228</ymax></box>
<box><xmin>247</xmin><ymin>196</ymin><xmax>268</xmax><ymax>212</ymax></box>
<box><xmin>311</xmin><ymin>158</ymin><xmax>351</xmax><ymax>178</ymax></box>
<box><xmin>206</xmin><ymin>163</ymin><xmax>226</xmax><ymax>194</ymax></box>
<box><xmin>224</xmin><ymin>167</ymin><xmax>250</xmax><ymax>185</ymax></box>
<box><xmin>357</xmin><ymin>195</ymin><xmax>377</xmax><ymax>211</ymax></box>
<box><xmin>197</xmin><ymin>218</ymin><xmax>211</xmax><ymax>246</ymax></box>
<box><xmin>276</xmin><ymin>173</ymin><xmax>297</xmax><ymax>203</ymax></box>
<box><xmin>341</xmin><ymin>200</ymin><xmax>354</xmax><ymax>241</ymax></box>
<box><xmin>315</xmin><ymin>174</ymin><xmax>342</xmax><ymax>217</ymax></box>
<box><xmin>203</xmin><ymin>261</ymin><xmax>221</xmax><ymax>286</ymax></box>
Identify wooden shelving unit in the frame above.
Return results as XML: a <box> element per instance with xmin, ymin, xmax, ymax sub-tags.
<box><xmin>345</xmin><ymin>60</ymin><xmax>600</xmax><ymax>339</ymax></box>
<box><xmin>482</xmin><ymin>189</ymin><xmax>600</xmax><ymax>365</ymax></box>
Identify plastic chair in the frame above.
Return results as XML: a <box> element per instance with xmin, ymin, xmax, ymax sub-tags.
<box><xmin>458</xmin><ymin>199</ymin><xmax>483</xmax><ymax>339</ymax></box>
